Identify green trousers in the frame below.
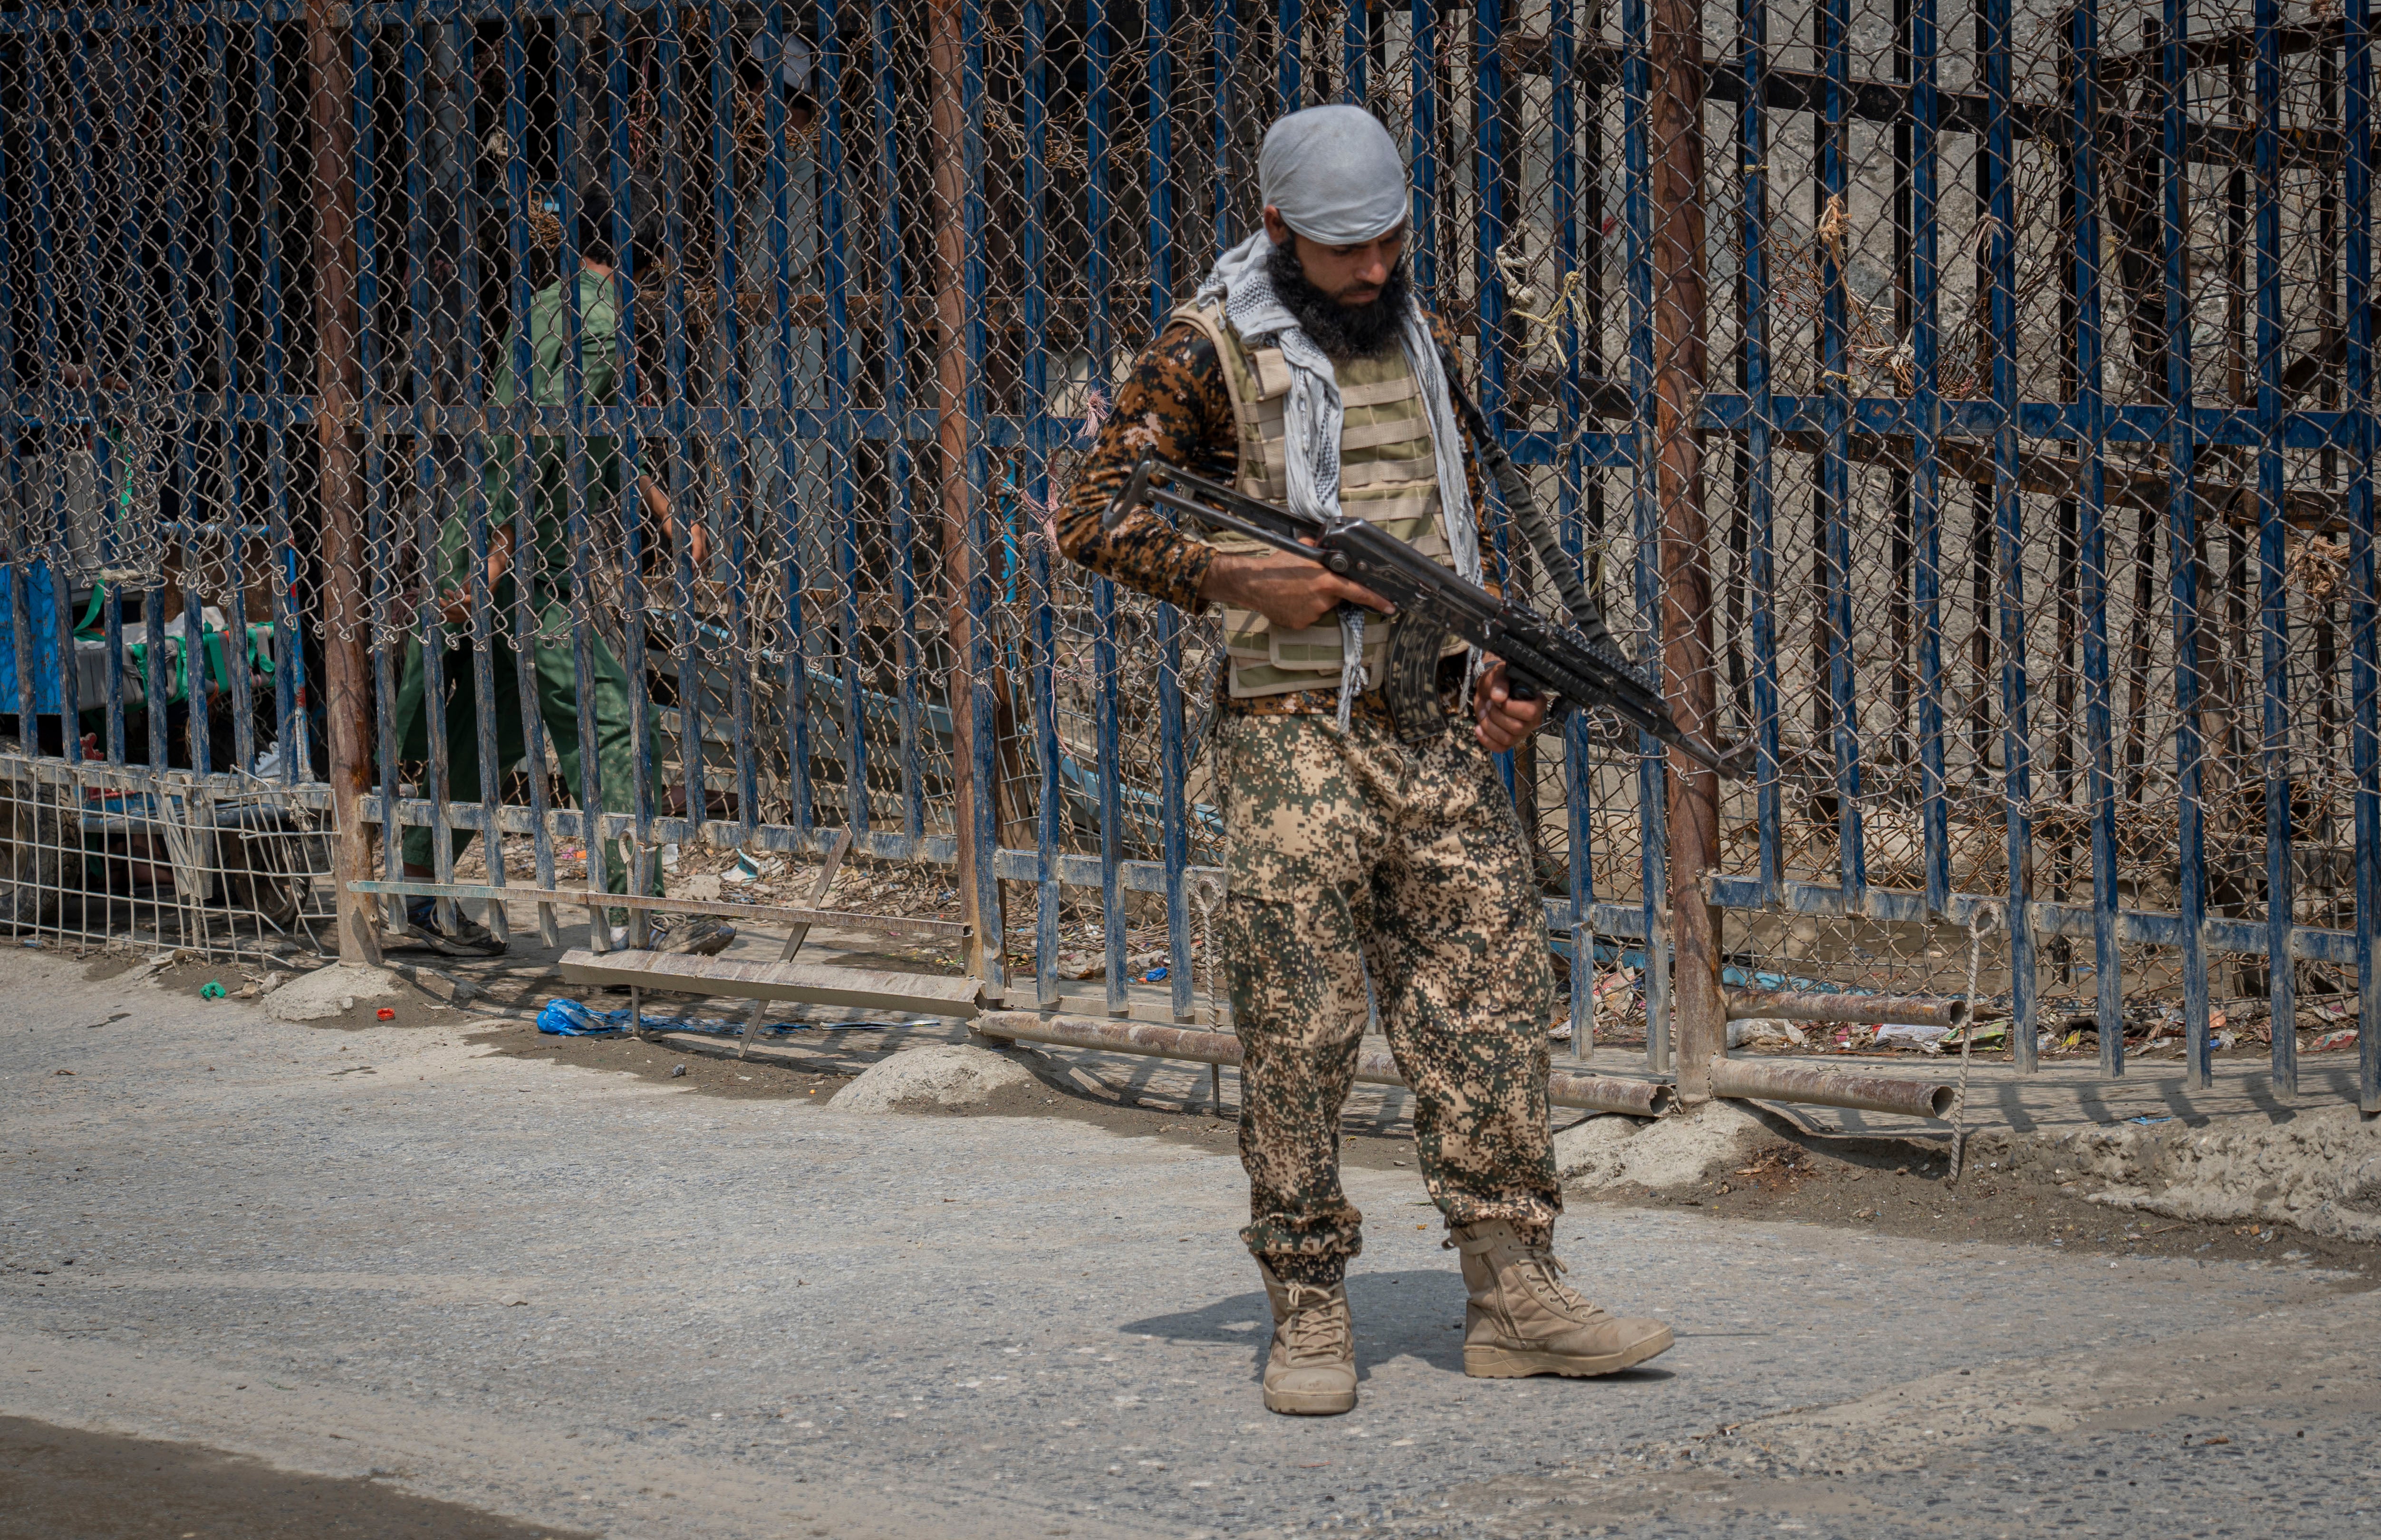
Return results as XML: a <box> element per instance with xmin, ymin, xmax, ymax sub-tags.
<box><xmin>390</xmin><ymin>627</ymin><xmax>659</xmax><ymax>898</ymax></box>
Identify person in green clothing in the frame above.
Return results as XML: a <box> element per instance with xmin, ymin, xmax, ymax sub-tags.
<box><xmin>388</xmin><ymin>190</ymin><xmax>723</xmax><ymax>959</ymax></box>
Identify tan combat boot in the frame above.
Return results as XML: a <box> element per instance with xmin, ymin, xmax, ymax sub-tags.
<box><xmin>1256</xmin><ymin>1261</ymin><xmax>1359</xmax><ymax>1415</ymax></box>
<box><xmin>1451</xmin><ymin>1220</ymin><xmax>1674</xmax><ymax>1378</ymax></box>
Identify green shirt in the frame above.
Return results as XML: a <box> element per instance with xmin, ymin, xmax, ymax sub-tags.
<box><xmin>436</xmin><ymin>268</ymin><xmax>634</xmax><ymax>634</ymax></box>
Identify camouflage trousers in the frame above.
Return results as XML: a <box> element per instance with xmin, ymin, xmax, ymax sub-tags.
<box><xmin>1219</xmin><ymin>710</ymin><xmax>1561</xmax><ymax>1270</ymax></box>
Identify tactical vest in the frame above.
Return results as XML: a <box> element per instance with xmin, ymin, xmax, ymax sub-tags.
<box><xmin>1172</xmin><ymin>300</ymin><xmax>1466</xmax><ymax>700</ymax></box>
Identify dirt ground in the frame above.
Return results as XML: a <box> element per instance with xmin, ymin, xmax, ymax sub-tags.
<box><xmin>1578</xmin><ymin>1139</ymin><xmax>2381</xmax><ymax>1280</ymax></box>
<box><xmin>0</xmin><ymin>1416</ymin><xmax>591</xmax><ymax>1540</ymax></box>
<box><xmin>74</xmin><ymin>946</ymin><xmax>2381</xmax><ymax>1283</ymax></box>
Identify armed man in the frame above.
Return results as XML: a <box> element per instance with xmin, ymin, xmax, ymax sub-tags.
<box><xmin>1059</xmin><ymin>106</ymin><xmax>1674</xmax><ymax>1417</ymax></box>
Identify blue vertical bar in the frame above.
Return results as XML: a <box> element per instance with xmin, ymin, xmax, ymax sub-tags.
<box><xmin>205</xmin><ymin>14</ymin><xmax>246</xmax><ymax>785</ymax></box>
<box><xmin>90</xmin><ymin>27</ymin><xmax>144</xmax><ymax>771</ymax></box>
<box><xmin>1342</xmin><ymin>0</ymin><xmax>1366</xmax><ymax>103</ymax></box>
<box><xmin>1741</xmin><ymin>0</ymin><xmax>1782</xmax><ymax>904</ymax></box>
<box><xmin>1985</xmin><ymin>0</ymin><xmax>2035</xmax><ymax>1069</ymax></box>
<box><xmin>1556</xmin><ymin>0</ymin><xmax>1594</xmax><ymax>1053</ymax></box>
<box><xmin>654</xmin><ymin>3</ymin><xmax>699</xmax><ymax>871</ymax></box>
<box><xmin>0</xmin><ymin>14</ymin><xmax>28</xmax><ymax>739</ymax></box>
<box><xmin>23</xmin><ymin>32</ymin><xmax>77</xmax><ymax>743</ymax></box>
<box><xmin>2252</xmin><ymin>0</ymin><xmax>2295</xmax><ymax>1095</ymax></box>
<box><xmin>1277</xmin><ymin>0</ymin><xmax>1301</xmax><ymax>110</ymax></box>
<box><xmin>1089</xmin><ymin>0</ymin><xmax>1128</xmax><ymax>1013</ymax></box>
<box><xmin>766</xmin><ymin>0</ymin><xmax>814</xmax><ymax>842</ymax></box>
<box><xmin>492</xmin><ymin>0</ymin><xmax>547</xmax><ymax>944</ymax></box>
<box><xmin>1913</xmin><ymin>0</ymin><xmax>1948</xmax><ymax>914</ymax></box>
<box><xmin>2163</xmin><ymin>0</ymin><xmax>2215</xmax><ymax>1086</ymax></box>
<box><xmin>870</xmin><ymin>0</ymin><xmax>925</xmax><ymax>840</ymax></box>
<box><xmin>2350</xmin><ymin>0</ymin><xmax>2381</xmax><ymax>1113</ymax></box>
<box><xmin>816</xmin><ymin>0</ymin><xmax>866</xmax><ymax>839</ymax></box>
<box><xmin>1147</xmin><ymin>0</ymin><xmax>1193</xmax><ymax>1017</ymax></box>
<box><xmin>1622</xmin><ymin>0</ymin><xmax>1668</xmax><ymax>1068</ymax></box>
<box><xmin>1820</xmin><ymin>0</ymin><xmax>1865</xmax><ymax>904</ymax></box>
<box><xmin>2073</xmin><ymin>0</ymin><xmax>2122</xmax><ymax>1076</ymax></box>
<box><xmin>1211</xmin><ymin>0</ymin><xmax>1238</xmax><ymax>249</ymax></box>
<box><xmin>1408</xmin><ymin>0</ymin><xmax>1436</xmax><ymax>295</ymax></box>
<box><xmin>705</xmin><ymin>0</ymin><xmax>755</xmax><ymax>847</ymax></box>
<box><xmin>1475</xmin><ymin>0</ymin><xmax>1509</xmax><ymax>437</ymax></box>
<box><xmin>1023</xmin><ymin>0</ymin><xmax>1062</xmax><ymax>1006</ymax></box>
<box><xmin>551</xmin><ymin>1</ymin><xmax>603</xmax><ymax>932</ymax></box>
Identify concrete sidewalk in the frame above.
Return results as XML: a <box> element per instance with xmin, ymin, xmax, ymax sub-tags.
<box><xmin>4</xmin><ymin>947</ymin><xmax>2375</xmax><ymax>1539</ymax></box>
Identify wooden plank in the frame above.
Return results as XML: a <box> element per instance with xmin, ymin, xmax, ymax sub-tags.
<box><xmin>557</xmin><ymin>948</ymin><xmax>983</xmax><ymax>1019</ymax></box>
<box><xmin>347</xmin><ymin>879</ymin><xmax>967</xmax><ymax>942</ymax></box>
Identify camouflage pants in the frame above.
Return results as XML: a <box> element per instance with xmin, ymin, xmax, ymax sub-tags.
<box><xmin>1219</xmin><ymin>711</ymin><xmax>1561</xmax><ymax>1269</ymax></box>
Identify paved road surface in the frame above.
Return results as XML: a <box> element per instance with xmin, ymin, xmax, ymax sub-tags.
<box><xmin>3</xmin><ymin>950</ymin><xmax>2374</xmax><ymax>1538</ymax></box>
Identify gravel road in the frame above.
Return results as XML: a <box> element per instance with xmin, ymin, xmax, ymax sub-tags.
<box><xmin>4</xmin><ymin>949</ymin><xmax>2375</xmax><ymax>1539</ymax></box>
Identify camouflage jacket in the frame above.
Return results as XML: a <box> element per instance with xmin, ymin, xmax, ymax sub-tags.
<box><xmin>1059</xmin><ymin>310</ymin><xmax>1497</xmax><ymax>717</ymax></box>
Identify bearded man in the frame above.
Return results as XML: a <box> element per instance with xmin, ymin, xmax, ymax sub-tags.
<box><xmin>1059</xmin><ymin>106</ymin><xmax>1673</xmax><ymax>1416</ymax></box>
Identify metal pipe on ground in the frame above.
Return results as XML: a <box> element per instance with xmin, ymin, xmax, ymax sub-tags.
<box><xmin>1707</xmin><ymin>1056</ymin><xmax>1956</xmax><ymax>1120</ymax></box>
<box><xmin>1725</xmin><ymin>988</ymin><xmax>1970</xmax><ymax>1030</ymax></box>
<box><xmin>974</xmin><ymin>1012</ymin><xmax>1677</xmax><ymax>1119</ymax></box>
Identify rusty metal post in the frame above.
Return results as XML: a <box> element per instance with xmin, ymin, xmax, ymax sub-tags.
<box><xmin>307</xmin><ymin>0</ymin><xmax>380</xmax><ymax>967</ymax></box>
<box><xmin>1648</xmin><ymin>0</ymin><xmax>1721</xmax><ymax>1099</ymax></box>
<box><xmin>926</xmin><ymin>0</ymin><xmax>1001</xmax><ymax>982</ymax></box>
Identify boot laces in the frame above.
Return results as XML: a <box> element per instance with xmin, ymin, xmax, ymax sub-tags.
<box><xmin>1279</xmin><ymin>1284</ymin><xmax>1351</xmax><ymax>1365</ymax></box>
<box><xmin>1517</xmin><ymin>1246</ymin><xmax>1604</xmax><ymax>1319</ymax></box>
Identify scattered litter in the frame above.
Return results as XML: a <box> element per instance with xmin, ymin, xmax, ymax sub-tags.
<box><xmin>375</xmin><ymin>1007</ymin><xmax>396</xmax><ymax>1021</ymax></box>
<box><xmin>1143</xmin><ymin>964</ymin><xmax>1168</xmax><ymax>982</ymax></box>
<box><xmin>19</xmin><ymin>938</ymin><xmax>41</xmax><ymax>949</ymax></box>
<box><xmin>198</xmin><ymin>981</ymin><xmax>227</xmax><ymax>1000</ymax></box>
<box><xmin>534</xmin><ymin>997</ymin><xmax>917</xmax><ymax>1039</ymax></box>
<box><xmin>52</xmin><ymin>1068</ymin><xmax>74</xmax><ymax>1077</ymax></box>
<box><xmin>2128</xmin><ymin>1115</ymin><xmax>2176</xmax><ymax>1126</ymax></box>
<box><xmin>2309</xmin><ymin>1027</ymin><xmax>2360</xmax><ymax>1054</ymax></box>
<box><xmin>670</xmin><ymin>1064</ymin><xmax>687</xmax><ymax>1078</ymax></box>
<box><xmin>1726</xmin><ymin>1017</ymin><xmax>1807</xmax><ymax>1049</ymax></box>
<box><xmin>1872</xmin><ymin>1021</ymin><xmax>1951</xmax><ymax>1052</ymax></box>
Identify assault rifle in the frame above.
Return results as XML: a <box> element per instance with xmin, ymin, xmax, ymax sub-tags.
<box><xmin>1103</xmin><ymin>453</ymin><xmax>1752</xmax><ymax>779</ymax></box>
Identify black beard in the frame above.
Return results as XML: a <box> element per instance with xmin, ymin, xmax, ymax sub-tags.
<box><xmin>1264</xmin><ymin>238</ymin><xmax>1408</xmax><ymax>364</ymax></box>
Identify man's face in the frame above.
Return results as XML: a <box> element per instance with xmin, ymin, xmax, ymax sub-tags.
<box><xmin>1261</xmin><ymin>206</ymin><xmax>1406</xmax><ymax>308</ymax></box>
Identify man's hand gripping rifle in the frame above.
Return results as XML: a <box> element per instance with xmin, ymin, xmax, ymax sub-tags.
<box><xmin>1104</xmin><ymin>454</ymin><xmax>1753</xmax><ymax>779</ymax></box>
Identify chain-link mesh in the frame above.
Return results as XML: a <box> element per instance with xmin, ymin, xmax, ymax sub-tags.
<box><xmin>0</xmin><ymin>2</ymin><xmax>2375</xmax><ymax>1098</ymax></box>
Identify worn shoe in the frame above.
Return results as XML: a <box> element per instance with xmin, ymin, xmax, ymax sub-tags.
<box><xmin>1452</xmin><ymin>1219</ymin><xmax>1673</xmax><ymax>1378</ymax></box>
<box><xmin>654</xmin><ymin>914</ymin><xmax>737</xmax><ymax>956</ymax></box>
<box><xmin>389</xmin><ymin>898</ymin><xmax>507</xmax><ymax>958</ymax></box>
<box><xmin>1257</xmin><ymin>1261</ymin><xmax>1359</xmax><ymax>1416</ymax></box>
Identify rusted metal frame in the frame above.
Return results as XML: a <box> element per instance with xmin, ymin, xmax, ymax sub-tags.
<box><xmin>1724</xmin><ymin>986</ymin><xmax>1968</xmax><ymax>1029</ymax></box>
<box><xmin>1707</xmin><ymin>1057</ymin><xmax>1955</xmax><ymax>1119</ymax></box>
<box><xmin>927</xmin><ymin>0</ymin><xmax>1004</xmax><ymax>988</ymax></box>
<box><xmin>974</xmin><ymin>1011</ymin><xmax>1680</xmax><ymax>1119</ymax></box>
<box><xmin>1647</xmin><ymin>0</ymin><xmax>1721</xmax><ymax>1100</ymax></box>
<box><xmin>306</xmin><ymin>0</ymin><xmax>380</xmax><ymax>965</ymax></box>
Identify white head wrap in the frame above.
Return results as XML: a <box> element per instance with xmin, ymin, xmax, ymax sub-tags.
<box><xmin>1259</xmin><ymin>106</ymin><xmax>1411</xmax><ymax>245</ymax></box>
<box><xmin>1196</xmin><ymin>107</ymin><xmax>1479</xmax><ymax>727</ymax></box>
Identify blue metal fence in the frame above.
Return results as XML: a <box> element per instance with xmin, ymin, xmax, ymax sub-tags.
<box><xmin>0</xmin><ymin>0</ymin><xmax>2374</xmax><ymax>1110</ymax></box>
